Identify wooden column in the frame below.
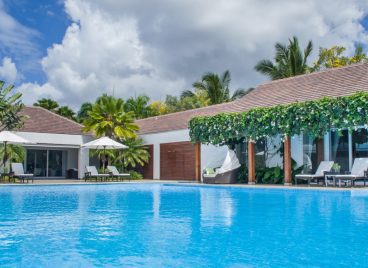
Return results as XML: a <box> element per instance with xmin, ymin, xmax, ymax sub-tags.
<box><xmin>316</xmin><ymin>138</ymin><xmax>324</xmax><ymax>165</ymax></box>
<box><xmin>195</xmin><ymin>143</ymin><xmax>201</xmax><ymax>182</ymax></box>
<box><xmin>284</xmin><ymin>137</ymin><xmax>292</xmax><ymax>186</ymax></box>
<box><xmin>248</xmin><ymin>140</ymin><xmax>256</xmax><ymax>184</ymax></box>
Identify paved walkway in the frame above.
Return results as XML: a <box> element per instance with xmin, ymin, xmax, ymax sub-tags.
<box><xmin>1</xmin><ymin>179</ymin><xmax>367</xmax><ymax>191</ymax></box>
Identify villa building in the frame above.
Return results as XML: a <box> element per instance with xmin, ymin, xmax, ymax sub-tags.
<box><xmin>136</xmin><ymin>63</ymin><xmax>368</xmax><ymax>181</ymax></box>
<box><xmin>16</xmin><ymin>106</ymin><xmax>94</xmax><ymax>179</ymax></box>
<box><xmin>12</xmin><ymin>63</ymin><xmax>368</xmax><ymax>181</ymax></box>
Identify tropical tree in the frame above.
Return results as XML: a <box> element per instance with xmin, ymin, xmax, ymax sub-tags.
<box><xmin>82</xmin><ymin>94</ymin><xmax>138</xmax><ymax>139</ymax></box>
<box><xmin>0</xmin><ymin>81</ymin><xmax>24</xmax><ymax>131</ymax></box>
<box><xmin>185</xmin><ymin>70</ymin><xmax>247</xmax><ymax>105</ymax></box>
<box><xmin>77</xmin><ymin>102</ymin><xmax>93</xmax><ymax>123</ymax></box>
<box><xmin>0</xmin><ymin>144</ymin><xmax>25</xmax><ymax>165</ymax></box>
<box><xmin>311</xmin><ymin>45</ymin><xmax>368</xmax><ymax>71</ymax></box>
<box><xmin>149</xmin><ymin>100</ymin><xmax>168</xmax><ymax>116</ymax></box>
<box><xmin>113</xmin><ymin>138</ymin><xmax>150</xmax><ymax>168</ymax></box>
<box><xmin>255</xmin><ymin>36</ymin><xmax>313</xmax><ymax>80</ymax></box>
<box><xmin>57</xmin><ymin>106</ymin><xmax>76</xmax><ymax>121</ymax></box>
<box><xmin>125</xmin><ymin>95</ymin><xmax>152</xmax><ymax>119</ymax></box>
<box><xmin>34</xmin><ymin>98</ymin><xmax>59</xmax><ymax>111</ymax></box>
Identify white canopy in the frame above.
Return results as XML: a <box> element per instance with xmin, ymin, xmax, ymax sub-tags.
<box><xmin>0</xmin><ymin>131</ymin><xmax>33</xmax><ymax>144</ymax></box>
<box><xmin>217</xmin><ymin>150</ymin><xmax>241</xmax><ymax>174</ymax></box>
<box><xmin>81</xmin><ymin>136</ymin><xmax>127</xmax><ymax>149</ymax></box>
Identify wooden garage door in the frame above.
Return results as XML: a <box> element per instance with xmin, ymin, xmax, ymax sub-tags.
<box><xmin>160</xmin><ymin>141</ymin><xmax>196</xmax><ymax>180</ymax></box>
<box><xmin>135</xmin><ymin>144</ymin><xmax>154</xmax><ymax>179</ymax></box>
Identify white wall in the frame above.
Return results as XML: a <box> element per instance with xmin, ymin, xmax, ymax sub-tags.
<box><xmin>18</xmin><ymin>131</ymin><xmax>94</xmax><ymax>179</ymax></box>
<box><xmin>265</xmin><ymin>135</ymin><xmax>283</xmax><ymax>167</ymax></box>
<box><xmin>140</xmin><ymin>129</ymin><xmax>190</xmax><ymax>179</ymax></box>
<box><xmin>139</xmin><ymin>129</ymin><xmax>307</xmax><ymax>179</ymax></box>
<box><xmin>140</xmin><ymin>129</ymin><xmax>228</xmax><ymax>180</ymax></box>
<box><xmin>78</xmin><ymin>148</ymin><xmax>90</xmax><ymax>179</ymax></box>
<box><xmin>291</xmin><ymin>135</ymin><xmax>303</xmax><ymax>167</ymax></box>
<box><xmin>201</xmin><ymin>144</ymin><xmax>228</xmax><ymax>171</ymax></box>
<box><xmin>16</xmin><ymin>132</ymin><xmax>94</xmax><ymax>147</ymax></box>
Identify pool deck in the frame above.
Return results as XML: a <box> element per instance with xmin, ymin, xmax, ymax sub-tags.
<box><xmin>1</xmin><ymin>179</ymin><xmax>368</xmax><ymax>191</ymax></box>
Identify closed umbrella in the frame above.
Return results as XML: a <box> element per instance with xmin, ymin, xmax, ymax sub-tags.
<box><xmin>81</xmin><ymin>137</ymin><xmax>127</xmax><ymax>172</ymax></box>
<box><xmin>0</xmin><ymin>131</ymin><xmax>33</xmax><ymax>173</ymax></box>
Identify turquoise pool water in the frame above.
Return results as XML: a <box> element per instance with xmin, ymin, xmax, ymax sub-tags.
<box><xmin>0</xmin><ymin>184</ymin><xmax>367</xmax><ymax>267</ymax></box>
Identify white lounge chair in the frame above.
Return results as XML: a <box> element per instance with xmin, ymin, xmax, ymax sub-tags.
<box><xmin>333</xmin><ymin>158</ymin><xmax>368</xmax><ymax>187</ymax></box>
<box><xmin>11</xmin><ymin>163</ymin><xmax>34</xmax><ymax>183</ymax></box>
<box><xmin>85</xmin><ymin>166</ymin><xmax>110</xmax><ymax>182</ymax></box>
<box><xmin>295</xmin><ymin>161</ymin><xmax>334</xmax><ymax>186</ymax></box>
<box><xmin>107</xmin><ymin>166</ymin><xmax>130</xmax><ymax>181</ymax></box>
<box><xmin>203</xmin><ymin>150</ymin><xmax>241</xmax><ymax>184</ymax></box>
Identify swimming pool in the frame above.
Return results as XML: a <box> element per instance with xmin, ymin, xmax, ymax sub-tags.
<box><xmin>0</xmin><ymin>184</ymin><xmax>367</xmax><ymax>267</ymax></box>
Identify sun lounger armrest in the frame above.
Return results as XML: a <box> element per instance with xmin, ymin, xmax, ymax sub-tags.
<box><xmin>85</xmin><ymin>172</ymin><xmax>91</xmax><ymax>178</ymax></box>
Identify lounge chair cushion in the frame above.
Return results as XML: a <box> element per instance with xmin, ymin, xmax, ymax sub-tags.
<box><xmin>205</xmin><ymin>168</ymin><xmax>215</xmax><ymax>175</ymax></box>
<box><xmin>203</xmin><ymin>173</ymin><xmax>217</xmax><ymax>178</ymax></box>
<box><xmin>295</xmin><ymin>174</ymin><xmax>322</xmax><ymax>178</ymax></box>
<box><xmin>107</xmin><ymin>166</ymin><xmax>129</xmax><ymax>176</ymax></box>
<box><xmin>11</xmin><ymin>163</ymin><xmax>34</xmax><ymax>177</ymax></box>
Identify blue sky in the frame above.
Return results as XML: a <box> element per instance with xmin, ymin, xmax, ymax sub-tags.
<box><xmin>1</xmin><ymin>0</ymin><xmax>69</xmax><ymax>83</ymax></box>
<box><xmin>0</xmin><ymin>0</ymin><xmax>368</xmax><ymax>108</ymax></box>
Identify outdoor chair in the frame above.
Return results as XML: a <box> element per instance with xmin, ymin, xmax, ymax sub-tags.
<box><xmin>333</xmin><ymin>158</ymin><xmax>368</xmax><ymax>187</ymax></box>
<box><xmin>295</xmin><ymin>161</ymin><xmax>334</xmax><ymax>186</ymax></box>
<box><xmin>85</xmin><ymin>166</ymin><xmax>110</xmax><ymax>182</ymax></box>
<box><xmin>11</xmin><ymin>163</ymin><xmax>34</xmax><ymax>183</ymax></box>
<box><xmin>203</xmin><ymin>150</ymin><xmax>241</xmax><ymax>184</ymax></box>
<box><xmin>203</xmin><ymin>167</ymin><xmax>241</xmax><ymax>184</ymax></box>
<box><xmin>107</xmin><ymin>166</ymin><xmax>130</xmax><ymax>181</ymax></box>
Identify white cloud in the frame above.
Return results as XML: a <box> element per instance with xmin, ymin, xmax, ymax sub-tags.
<box><xmin>16</xmin><ymin>0</ymin><xmax>368</xmax><ymax>108</ymax></box>
<box><xmin>0</xmin><ymin>0</ymin><xmax>40</xmax><ymax>73</ymax></box>
<box><xmin>0</xmin><ymin>57</ymin><xmax>17</xmax><ymax>82</ymax></box>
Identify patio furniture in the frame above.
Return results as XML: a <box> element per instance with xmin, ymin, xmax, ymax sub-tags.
<box><xmin>85</xmin><ymin>166</ymin><xmax>110</xmax><ymax>182</ymax></box>
<box><xmin>11</xmin><ymin>163</ymin><xmax>34</xmax><ymax>183</ymax></box>
<box><xmin>295</xmin><ymin>161</ymin><xmax>334</xmax><ymax>186</ymax></box>
<box><xmin>324</xmin><ymin>171</ymin><xmax>339</xmax><ymax>187</ymax></box>
<box><xmin>107</xmin><ymin>166</ymin><xmax>130</xmax><ymax>181</ymax></box>
<box><xmin>203</xmin><ymin>150</ymin><xmax>241</xmax><ymax>184</ymax></box>
<box><xmin>333</xmin><ymin>158</ymin><xmax>368</xmax><ymax>187</ymax></box>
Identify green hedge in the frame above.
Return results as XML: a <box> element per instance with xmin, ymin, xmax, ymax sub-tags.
<box><xmin>189</xmin><ymin>91</ymin><xmax>368</xmax><ymax>145</ymax></box>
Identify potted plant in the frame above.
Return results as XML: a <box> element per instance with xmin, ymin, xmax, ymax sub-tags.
<box><xmin>332</xmin><ymin>163</ymin><xmax>341</xmax><ymax>173</ymax></box>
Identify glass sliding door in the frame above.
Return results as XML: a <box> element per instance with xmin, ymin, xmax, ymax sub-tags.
<box><xmin>303</xmin><ymin>136</ymin><xmax>324</xmax><ymax>173</ymax></box>
<box><xmin>26</xmin><ymin>150</ymin><xmax>47</xmax><ymax>177</ymax></box>
<box><xmin>330</xmin><ymin>130</ymin><xmax>350</xmax><ymax>173</ymax></box>
<box><xmin>48</xmin><ymin>150</ymin><xmax>64</xmax><ymax>177</ymax></box>
<box><xmin>26</xmin><ymin>149</ymin><xmax>67</xmax><ymax>178</ymax></box>
<box><xmin>352</xmin><ymin>128</ymin><xmax>368</xmax><ymax>160</ymax></box>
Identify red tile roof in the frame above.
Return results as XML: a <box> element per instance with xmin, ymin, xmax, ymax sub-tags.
<box><xmin>19</xmin><ymin>106</ymin><xmax>85</xmax><ymax>135</ymax></box>
<box><xmin>137</xmin><ymin>63</ymin><xmax>368</xmax><ymax>135</ymax></box>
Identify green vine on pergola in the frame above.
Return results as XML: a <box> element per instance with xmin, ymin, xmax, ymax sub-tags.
<box><xmin>189</xmin><ymin>91</ymin><xmax>368</xmax><ymax>146</ymax></box>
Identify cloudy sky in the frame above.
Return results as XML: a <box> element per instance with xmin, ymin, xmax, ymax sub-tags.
<box><xmin>0</xmin><ymin>0</ymin><xmax>368</xmax><ymax>109</ymax></box>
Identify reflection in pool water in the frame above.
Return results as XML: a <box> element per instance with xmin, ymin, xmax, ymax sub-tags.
<box><xmin>0</xmin><ymin>184</ymin><xmax>367</xmax><ymax>267</ymax></box>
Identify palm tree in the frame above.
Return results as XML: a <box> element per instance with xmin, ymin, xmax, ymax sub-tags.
<box><xmin>0</xmin><ymin>81</ymin><xmax>24</xmax><ymax>131</ymax></box>
<box><xmin>77</xmin><ymin>102</ymin><xmax>93</xmax><ymax>123</ymax></box>
<box><xmin>57</xmin><ymin>106</ymin><xmax>76</xmax><ymax>121</ymax></box>
<box><xmin>0</xmin><ymin>144</ymin><xmax>25</xmax><ymax>168</ymax></box>
<box><xmin>125</xmin><ymin>95</ymin><xmax>151</xmax><ymax>119</ymax></box>
<box><xmin>185</xmin><ymin>70</ymin><xmax>247</xmax><ymax>105</ymax></box>
<box><xmin>34</xmin><ymin>98</ymin><xmax>59</xmax><ymax>111</ymax></box>
<box><xmin>255</xmin><ymin>36</ymin><xmax>313</xmax><ymax>80</ymax></box>
<box><xmin>113</xmin><ymin>138</ymin><xmax>150</xmax><ymax>168</ymax></box>
<box><xmin>82</xmin><ymin>94</ymin><xmax>139</xmax><ymax>139</ymax></box>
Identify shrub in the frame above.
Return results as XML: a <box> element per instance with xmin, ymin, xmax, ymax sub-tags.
<box><xmin>128</xmin><ymin>170</ymin><xmax>143</xmax><ymax>180</ymax></box>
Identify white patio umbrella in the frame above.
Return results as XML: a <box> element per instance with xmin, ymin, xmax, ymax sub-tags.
<box><xmin>0</xmin><ymin>131</ymin><xmax>33</xmax><ymax>173</ymax></box>
<box><xmin>81</xmin><ymin>136</ymin><xmax>127</xmax><ymax>172</ymax></box>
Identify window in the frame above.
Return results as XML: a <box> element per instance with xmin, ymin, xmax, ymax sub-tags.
<box><xmin>330</xmin><ymin>130</ymin><xmax>349</xmax><ymax>173</ymax></box>
<box><xmin>303</xmin><ymin>135</ymin><xmax>324</xmax><ymax>173</ymax></box>
<box><xmin>352</xmin><ymin>128</ymin><xmax>368</xmax><ymax>160</ymax></box>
